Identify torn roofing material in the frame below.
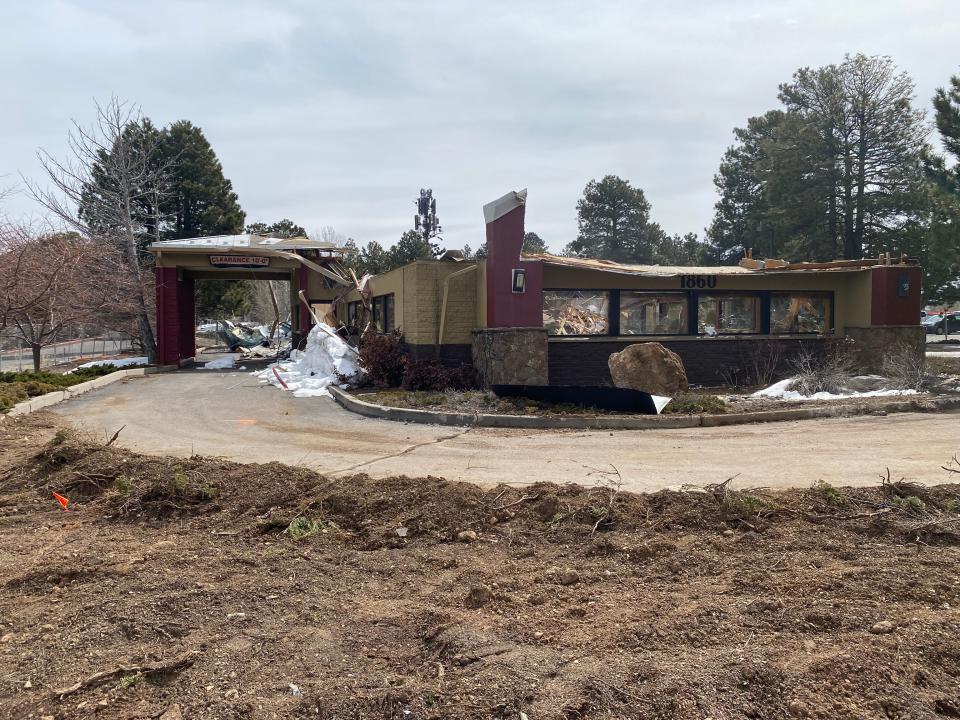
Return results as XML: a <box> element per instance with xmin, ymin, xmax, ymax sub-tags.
<box><xmin>148</xmin><ymin>234</ymin><xmax>343</xmax><ymax>254</ymax></box>
<box><xmin>522</xmin><ymin>252</ymin><xmax>910</xmax><ymax>277</ymax></box>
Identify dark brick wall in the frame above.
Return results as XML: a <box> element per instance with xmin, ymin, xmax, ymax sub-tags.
<box><xmin>548</xmin><ymin>338</ymin><xmax>829</xmax><ymax>387</ymax></box>
<box><xmin>404</xmin><ymin>343</ymin><xmax>473</xmax><ymax>366</ymax></box>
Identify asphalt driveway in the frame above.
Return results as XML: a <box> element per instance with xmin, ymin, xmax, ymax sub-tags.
<box><xmin>51</xmin><ymin>369</ymin><xmax>960</xmax><ymax>492</ymax></box>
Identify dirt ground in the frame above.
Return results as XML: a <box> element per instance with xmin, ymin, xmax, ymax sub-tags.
<box><xmin>4</xmin><ymin>412</ymin><xmax>960</xmax><ymax>720</ymax></box>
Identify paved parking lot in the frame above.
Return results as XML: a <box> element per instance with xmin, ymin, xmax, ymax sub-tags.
<box><xmin>50</xmin><ymin>368</ymin><xmax>960</xmax><ymax>492</ymax></box>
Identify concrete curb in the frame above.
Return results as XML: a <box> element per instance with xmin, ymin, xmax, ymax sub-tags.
<box><xmin>329</xmin><ymin>386</ymin><xmax>960</xmax><ymax>431</ymax></box>
<box><xmin>4</xmin><ymin>366</ymin><xmax>169</xmax><ymax>418</ymax></box>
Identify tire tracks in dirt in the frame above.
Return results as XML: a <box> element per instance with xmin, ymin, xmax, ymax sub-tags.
<box><xmin>329</xmin><ymin>427</ymin><xmax>473</xmax><ymax>475</ymax></box>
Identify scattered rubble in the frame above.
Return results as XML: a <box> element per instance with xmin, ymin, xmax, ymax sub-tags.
<box><xmin>255</xmin><ymin>322</ymin><xmax>358</xmax><ymax>397</ymax></box>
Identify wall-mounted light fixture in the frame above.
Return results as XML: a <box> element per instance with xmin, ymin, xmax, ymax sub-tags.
<box><xmin>511</xmin><ymin>268</ymin><xmax>526</xmax><ymax>293</ymax></box>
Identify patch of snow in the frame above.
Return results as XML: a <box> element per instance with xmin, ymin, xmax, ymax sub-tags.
<box><xmin>69</xmin><ymin>356</ymin><xmax>149</xmax><ymax>373</ymax></box>
<box><xmin>200</xmin><ymin>356</ymin><xmax>238</xmax><ymax>370</ymax></box>
<box><xmin>751</xmin><ymin>377</ymin><xmax>918</xmax><ymax>401</ymax></box>
<box><xmin>254</xmin><ymin>323</ymin><xmax>358</xmax><ymax>398</ymax></box>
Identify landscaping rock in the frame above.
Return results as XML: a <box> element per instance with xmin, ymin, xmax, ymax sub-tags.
<box><xmin>869</xmin><ymin>620</ymin><xmax>896</xmax><ymax>634</ymax></box>
<box><xmin>457</xmin><ymin>530</ymin><xmax>478</xmax><ymax>543</ymax></box>
<box><xmin>608</xmin><ymin>343</ymin><xmax>688</xmax><ymax>396</ymax></box>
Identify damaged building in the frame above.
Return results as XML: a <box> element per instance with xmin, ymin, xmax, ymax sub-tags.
<box><xmin>147</xmin><ymin>190</ymin><xmax>924</xmax><ymax>388</ymax></box>
<box><xmin>337</xmin><ymin>190</ymin><xmax>924</xmax><ymax>387</ymax></box>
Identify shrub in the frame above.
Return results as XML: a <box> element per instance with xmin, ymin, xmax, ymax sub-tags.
<box><xmin>881</xmin><ymin>345</ymin><xmax>927</xmax><ymax>391</ymax></box>
<box><xmin>357</xmin><ymin>331</ymin><xmax>407</xmax><ymax>387</ymax></box>
<box><xmin>788</xmin><ymin>339</ymin><xmax>854</xmax><ymax>395</ymax></box>
<box><xmin>401</xmin><ymin>360</ymin><xmax>476</xmax><ymax>392</ymax></box>
<box><xmin>719</xmin><ymin>342</ymin><xmax>785</xmax><ymax>389</ymax></box>
<box><xmin>662</xmin><ymin>392</ymin><xmax>727</xmax><ymax>415</ymax></box>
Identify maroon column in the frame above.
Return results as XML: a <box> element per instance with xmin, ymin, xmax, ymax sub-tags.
<box><xmin>177</xmin><ymin>275</ymin><xmax>196</xmax><ymax>361</ymax></box>
<box><xmin>155</xmin><ymin>267</ymin><xmax>180</xmax><ymax>366</ymax></box>
<box><xmin>870</xmin><ymin>265</ymin><xmax>922</xmax><ymax>326</ymax></box>
<box><xmin>484</xmin><ymin>189</ymin><xmax>543</xmax><ymax>327</ymax></box>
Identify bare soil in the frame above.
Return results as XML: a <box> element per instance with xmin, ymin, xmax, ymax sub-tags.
<box><xmin>3</xmin><ymin>412</ymin><xmax>960</xmax><ymax>719</ymax></box>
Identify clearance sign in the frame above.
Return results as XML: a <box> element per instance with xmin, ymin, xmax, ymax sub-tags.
<box><xmin>209</xmin><ymin>255</ymin><xmax>270</xmax><ymax>269</ymax></box>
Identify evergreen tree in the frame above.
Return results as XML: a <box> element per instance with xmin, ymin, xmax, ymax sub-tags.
<box><xmin>660</xmin><ymin>232</ymin><xmax>716</xmax><ymax>266</ymax></box>
<box><xmin>388</xmin><ymin>229</ymin><xmax>436</xmax><ymax>268</ymax></box>
<box><xmin>522</xmin><ymin>232</ymin><xmax>548</xmax><ymax>254</ymax></box>
<box><xmin>708</xmin><ymin>55</ymin><xmax>929</xmax><ymax>263</ymax></box>
<box><xmin>706</xmin><ymin>111</ymin><xmax>786</xmax><ymax>263</ymax></box>
<box><xmin>924</xmin><ymin>73</ymin><xmax>960</xmax><ymax>303</ymax></box>
<box><xmin>565</xmin><ymin>175</ymin><xmax>669</xmax><ymax>263</ymax></box>
<box><xmin>339</xmin><ymin>238</ymin><xmax>363</xmax><ymax>273</ymax></box>
<box><xmin>245</xmin><ymin>219</ymin><xmax>307</xmax><ymax>238</ymax></box>
<box><xmin>161</xmin><ymin>121</ymin><xmax>245</xmax><ymax>239</ymax></box>
<box><xmin>195</xmin><ymin>280</ymin><xmax>252</xmax><ymax>320</ymax></box>
<box><xmin>360</xmin><ymin>241</ymin><xmax>390</xmax><ymax>275</ymax></box>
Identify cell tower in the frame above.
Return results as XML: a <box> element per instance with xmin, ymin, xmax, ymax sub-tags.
<box><xmin>414</xmin><ymin>188</ymin><xmax>442</xmax><ymax>243</ymax></box>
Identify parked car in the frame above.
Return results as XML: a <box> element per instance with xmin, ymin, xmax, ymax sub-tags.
<box><xmin>929</xmin><ymin>312</ymin><xmax>960</xmax><ymax>335</ymax></box>
<box><xmin>922</xmin><ymin>314</ymin><xmax>942</xmax><ymax>333</ymax></box>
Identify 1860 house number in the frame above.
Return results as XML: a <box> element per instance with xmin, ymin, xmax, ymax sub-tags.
<box><xmin>680</xmin><ymin>275</ymin><xmax>717</xmax><ymax>289</ymax></box>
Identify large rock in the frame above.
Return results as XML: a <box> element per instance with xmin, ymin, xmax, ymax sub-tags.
<box><xmin>608</xmin><ymin>342</ymin><xmax>688</xmax><ymax>396</ymax></box>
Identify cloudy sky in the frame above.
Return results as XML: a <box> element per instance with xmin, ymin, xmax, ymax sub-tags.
<box><xmin>2</xmin><ymin>1</ymin><xmax>958</xmax><ymax>252</ymax></box>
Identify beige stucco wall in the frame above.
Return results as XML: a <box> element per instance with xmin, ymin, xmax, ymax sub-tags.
<box><xmin>339</xmin><ymin>261</ymin><xmax>479</xmax><ymax>344</ymax></box>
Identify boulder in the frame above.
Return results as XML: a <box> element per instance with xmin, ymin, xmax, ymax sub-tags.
<box><xmin>608</xmin><ymin>342</ymin><xmax>688</xmax><ymax>396</ymax></box>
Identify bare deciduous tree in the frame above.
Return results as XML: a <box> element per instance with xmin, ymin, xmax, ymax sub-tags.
<box><xmin>0</xmin><ymin>227</ymin><xmax>107</xmax><ymax>371</ymax></box>
<box><xmin>23</xmin><ymin>98</ymin><xmax>172</xmax><ymax>363</ymax></box>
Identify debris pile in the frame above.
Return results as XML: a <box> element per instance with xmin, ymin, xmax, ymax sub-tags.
<box><xmin>543</xmin><ymin>297</ymin><xmax>608</xmax><ymax>335</ymax></box>
<box><xmin>200</xmin><ymin>356</ymin><xmax>238</xmax><ymax>370</ymax></box>
<box><xmin>255</xmin><ymin>323</ymin><xmax>358</xmax><ymax>397</ymax></box>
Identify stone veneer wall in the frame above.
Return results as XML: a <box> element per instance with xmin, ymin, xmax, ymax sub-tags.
<box><xmin>472</xmin><ymin>327</ymin><xmax>549</xmax><ymax>387</ymax></box>
<box><xmin>845</xmin><ymin>326</ymin><xmax>926</xmax><ymax>374</ymax></box>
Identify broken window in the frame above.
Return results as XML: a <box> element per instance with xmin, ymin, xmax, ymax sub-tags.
<box><xmin>543</xmin><ymin>290</ymin><xmax>609</xmax><ymax>335</ymax></box>
<box><xmin>372</xmin><ymin>294</ymin><xmax>395</xmax><ymax>333</ymax></box>
<box><xmin>620</xmin><ymin>293</ymin><xmax>687</xmax><ymax>335</ymax></box>
<box><xmin>697</xmin><ymin>295</ymin><xmax>759</xmax><ymax>335</ymax></box>
<box><xmin>770</xmin><ymin>294</ymin><xmax>831</xmax><ymax>334</ymax></box>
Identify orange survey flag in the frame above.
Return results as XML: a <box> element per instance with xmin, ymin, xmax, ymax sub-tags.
<box><xmin>52</xmin><ymin>492</ymin><xmax>69</xmax><ymax>510</ymax></box>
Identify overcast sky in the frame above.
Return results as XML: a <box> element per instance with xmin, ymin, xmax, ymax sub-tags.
<box><xmin>2</xmin><ymin>1</ymin><xmax>958</xmax><ymax>252</ymax></box>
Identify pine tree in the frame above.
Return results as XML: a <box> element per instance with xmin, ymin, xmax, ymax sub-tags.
<box><xmin>565</xmin><ymin>176</ymin><xmax>669</xmax><ymax>263</ymax></box>
<box><xmin>245</xmin><ymin>219</ymin><xmax>307</xmax><ymax>238</ymax></box>
<box><xmin>924</xmin><ymin>73</ymin><xmax>960</xmax><ymax>303</ymax></box>
<box><xmin>161</xmin><ymin>121</ymin><xmax>245</xmax><ymax>239</ymax></box>
<box><xmin>360</xmin><ymin>241</ymin><xmax>390</xmax><ymax>276</ymax></box>
<box><xmin>708</xmin><ymin>55</ymin><xmax>928</xmax><ymax>262</ymax></box>
<box><xmin>522</xmin><ymin>232</ymin><xmax>548</xmax><ymax>254</ymax></box>
<box><xmin>387</xmin><ymin>229</ymin><xmax>435</xmax><ymax>269</ymax></box>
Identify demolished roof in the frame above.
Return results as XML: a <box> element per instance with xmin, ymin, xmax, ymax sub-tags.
<box><xmin>148</xmin><ymin>234</ymin><xmax>344</xmax><ymax>254</ymax></box>
<box><xmin>523</xmin><ymin>252</ymin><xmax>914</xmax><ymax>276</ymax></box>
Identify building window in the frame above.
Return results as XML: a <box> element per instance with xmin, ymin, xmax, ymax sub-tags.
<box><xmin>698</xmin><ymin>295</ymin><xmax>759</xmax><ymax>335</ymax></box>
<box><xmin>620</xmin><ymin>292</ymin><xmax>687</xmax><ymax>335</ymax></box>
<box><xmin>771</xmin><ymin>293</ymin><xmax>831</xmax><ymax>334</ymax></box>
<box><xmin>372</xmin><ymin>294</ymin><xmax>395</xmax><ymax>333</ymax></box>
<box><xmin>347</xmin><ymin>301</ymin><xmax>361</xmax><ymax>328</ymax></box>
<box><xmin>543</xmin><ymin>290</ymin><xmax>610</xmax><ymax>335</ymax></box>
